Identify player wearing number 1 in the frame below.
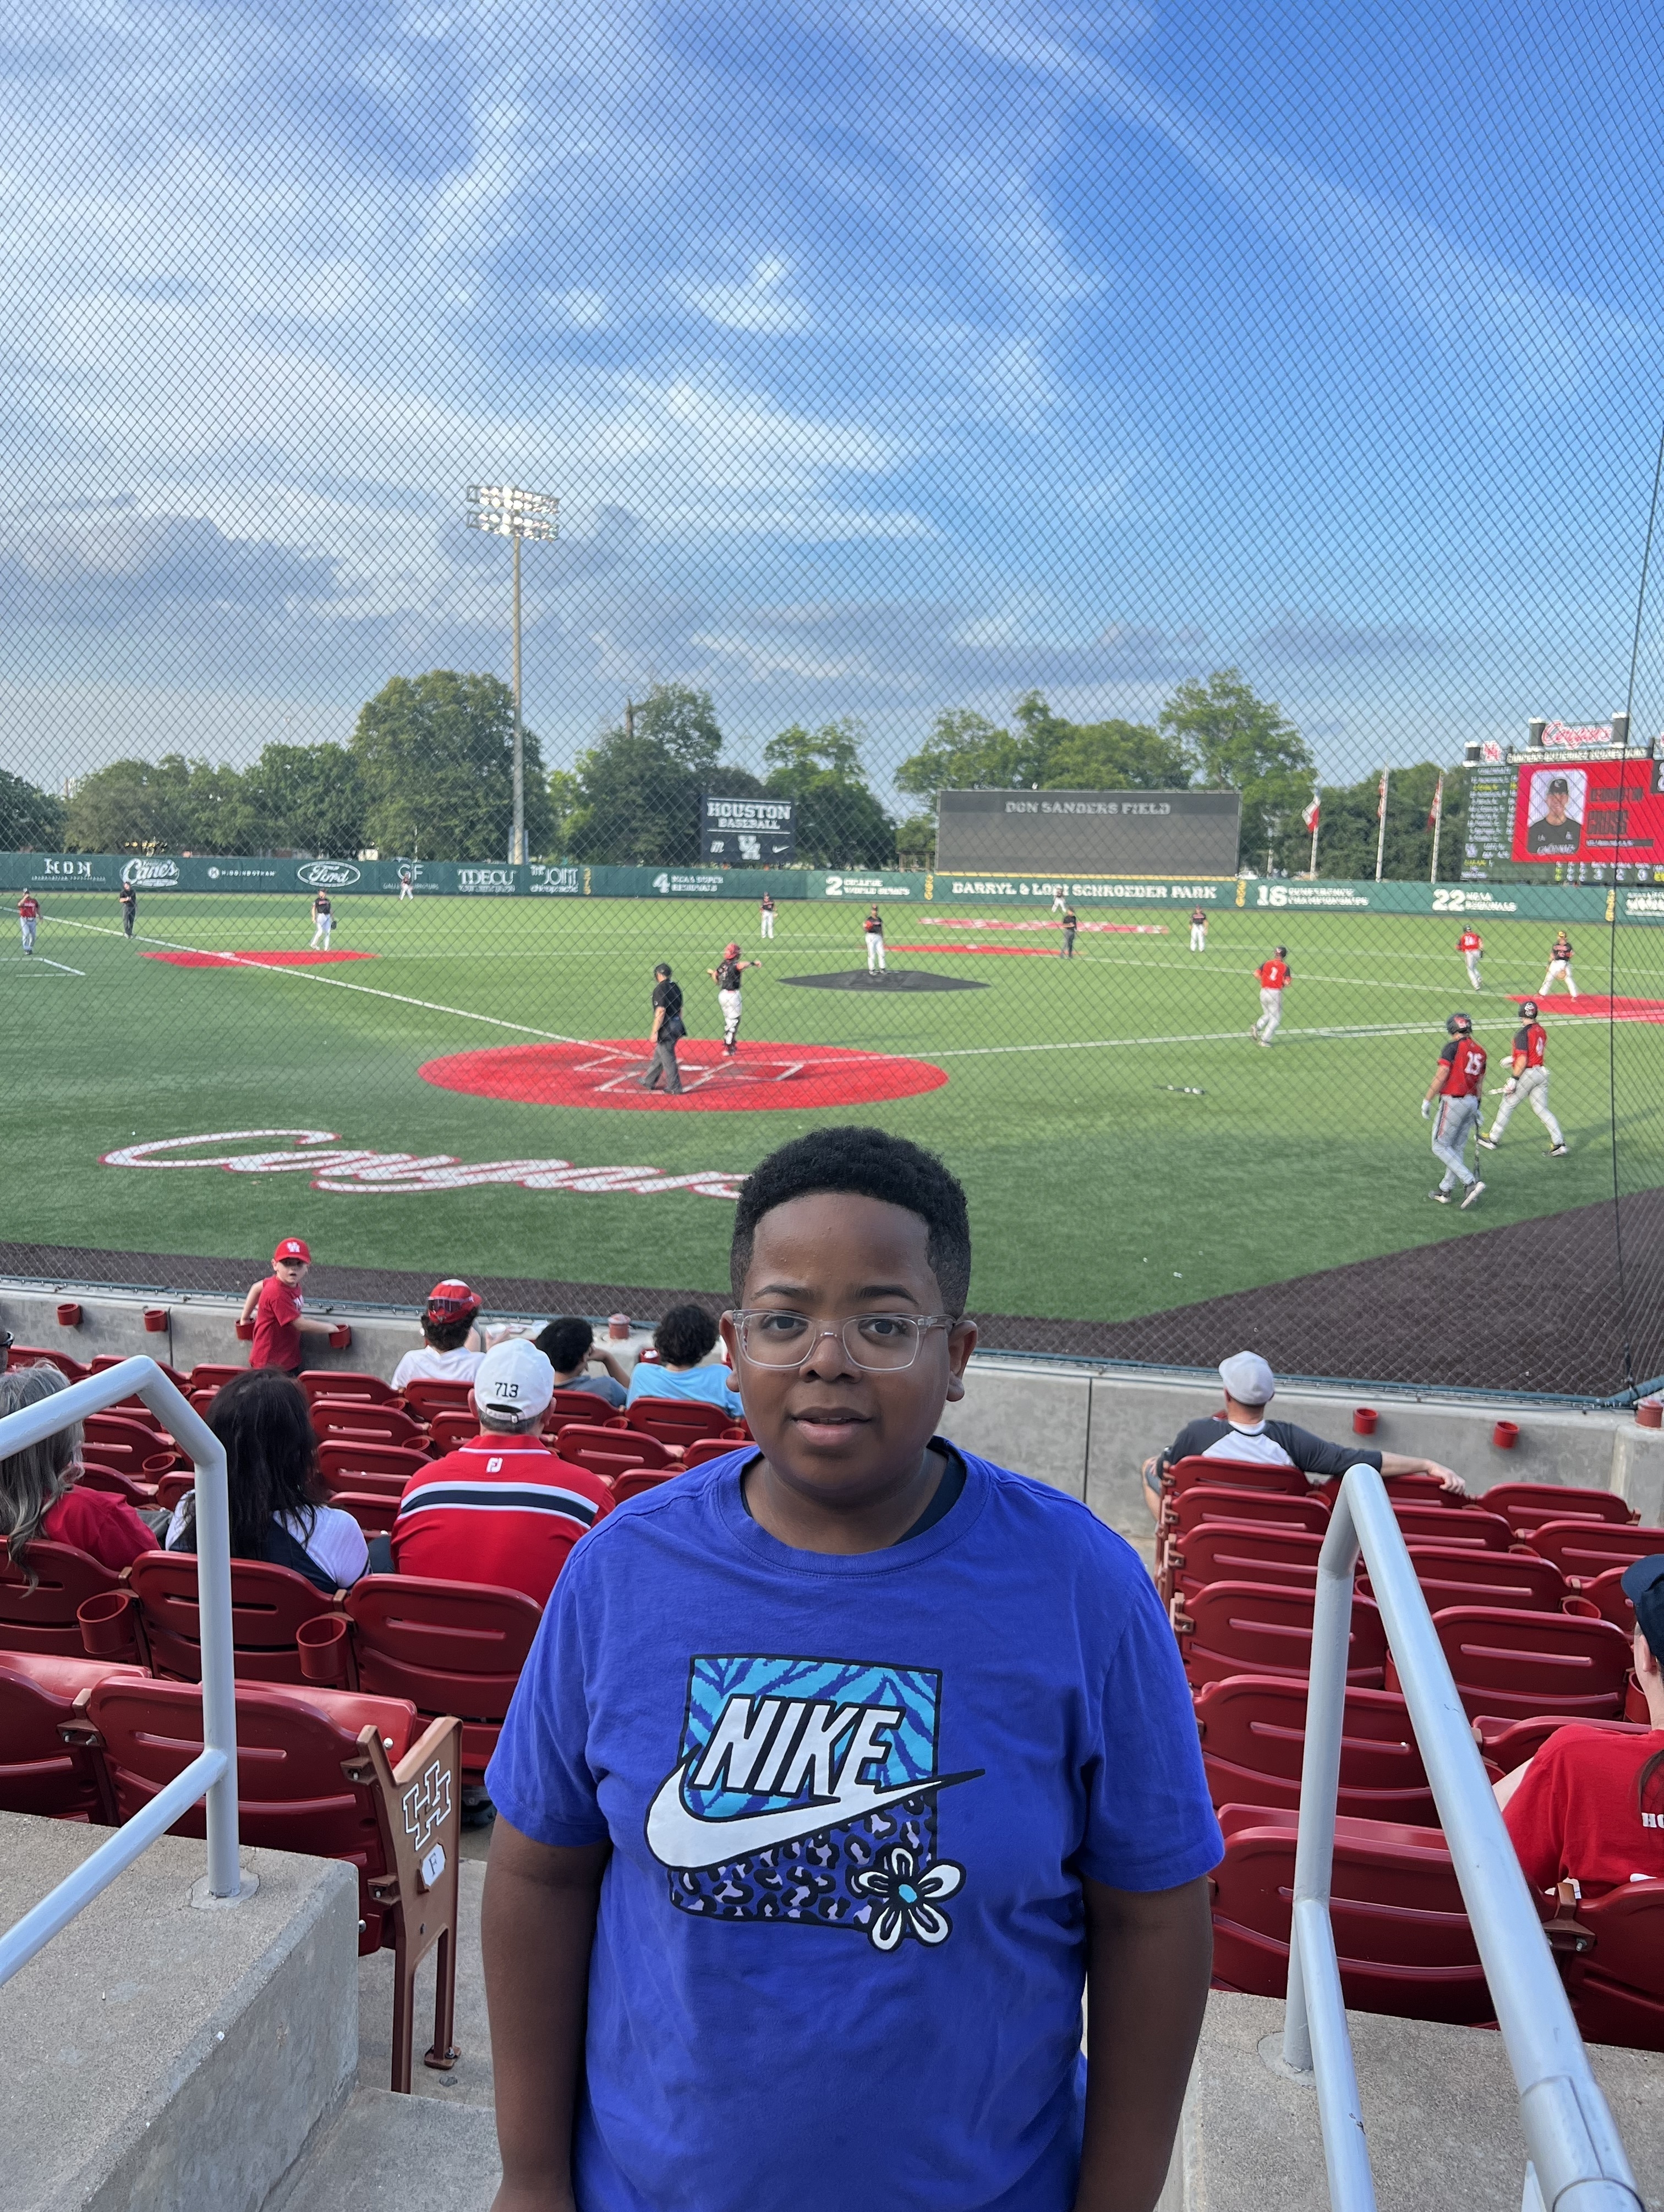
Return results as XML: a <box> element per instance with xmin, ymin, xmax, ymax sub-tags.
<box><xmin>1423</xmin><ymin>1012</ymin><xmax>1487</xmax><ymax>1208</ymax></box>
<box><xmin>1251</xmin><ymin>947</ymin><xmax>1288</xmax><ymax>1046</ymax></box>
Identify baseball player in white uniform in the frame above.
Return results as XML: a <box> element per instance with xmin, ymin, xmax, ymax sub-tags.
<box><xmin>1479</xmin><ymin>1000</ymin><xmax>1566</xmax><ymax>1155</ymax></box>
<box><xmin>864</xmin><ymin>906</ymin><xmax>886</xmax><ymax>974</ymax></box>
<box><xmin>398</xmin><ymin>868</ymin><xmax>415</xmax><ymax>901</ymax></box>
<box><xmin>1189</xmin><ymin>907</ymin><xmax>1208</xmax><ymax>952</ymax></box>
<box><xmin>708</xmin><ymin>942</ymin><xmax>761</xmax><ymax>1055</ymax></box>
<box><xmin>310</xmin><ymin>892</ymin><xmax>335</xmax><ymax>948</ymax></box>
<box><xmin>1540</xmin><ymin>931</ymin><xmax>1578</xmax><ymax>997</ymax></box>
<box><xmin>758</xmin><ymin>891</ymin><xmax>776</xmax><ymax>940</ymax></box>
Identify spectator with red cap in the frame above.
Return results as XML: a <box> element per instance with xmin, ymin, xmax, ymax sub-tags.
<box><xmin>238</xmin><ymin>1238</ymin><xmax>346</xmax><ymax>1375</ymax></box>
<box><xmin>391</xmin><ymin>1278</ymin><xmax>486</xmax><ymax>1391</ymax></box>
<box><xmin>391</xmin><ymin>1340</ymin><xmax>612</xmax><ymax>1607</ymax></box>
<box><xmin>0</xmin><ymin>1364</ymin><xmax>157</xmax><ymax>1574</ymax></box>
<box><xmin>1496</xmin><ymin>1552</ymin><xmax>1664</xmax><ymax>1892</ymax></box>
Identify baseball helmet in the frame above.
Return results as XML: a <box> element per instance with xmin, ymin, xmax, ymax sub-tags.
<box><xmin>1519</xmin><ymin>998</ymin><xmax>1540</xmax><ymax>1019</ymax></box>
<box><xmin>724</xmin><ymin>942</ymin><xmax>740</xmax><ymax>958</ymax></box>
<box><xmin>1274</xmin><ymin>945</ymin><xmax>1288</xmax><ymax>958</ymax></box>
<box><xmin>425</xmin><ymin>1278</ymin><xmax>481</xmax><ymax>1322</ymax></box>
<box><xmin>1446</xmin><ymin>1012</ymin><xmax>1473</xmax><ymax>1036</ymax></box>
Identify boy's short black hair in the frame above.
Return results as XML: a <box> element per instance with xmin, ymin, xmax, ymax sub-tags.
<box><xmin>729</xmin><ymin>1126</ymin><xmax>971</xmax><ymax>1313</ymax></box>
<box><xmin>535</xmin><ymin>1316</ymin><xmax>594</xmax><ymax>1374</ymax></box>
<box><xmin>655</xmin><ymin>1302</ymin><xmax>719</xmax><ymax>1366</ymax></box>
<box><xmin>420</xmin><ymin>1314</ymin><xmax>474</xmax><ymax>1352</ymax></box>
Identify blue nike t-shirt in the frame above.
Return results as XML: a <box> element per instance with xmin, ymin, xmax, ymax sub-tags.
<box><xmin>486</xmin><ymin>1446</ymin><xmax>1223</xmax><ymax>2212</ymax></box>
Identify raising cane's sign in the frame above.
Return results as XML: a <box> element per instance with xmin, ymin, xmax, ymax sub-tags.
<box><xmin>101</xmin><ymin>1130</ymin><xmax>746</xmax><ymax>1199</ymax></box>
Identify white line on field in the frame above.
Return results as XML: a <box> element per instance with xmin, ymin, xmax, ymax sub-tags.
<box><xmin>1</xmin><ymin>954</ymin><xmax>84</xmax><ymax>974</ymax></box>
<box><xmin>933</xmin><ymin>1017</ymin><xmax>1525</xmax><ymax>1058</ymax></box>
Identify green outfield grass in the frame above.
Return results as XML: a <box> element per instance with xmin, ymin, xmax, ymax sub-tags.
<box><xmin>5</xmin><ymin>890</ymin><xmax>1661</xmax><ymax>1323</ymax></box>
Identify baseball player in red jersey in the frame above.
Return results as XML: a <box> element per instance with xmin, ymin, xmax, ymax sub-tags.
<box><xmin>1251</xmin><ymin>947</ymin><xmax>1289</xmax><ymax>1046</ymax></box>
<box><xmin>1457</xmin><ymin>927</ymin><xmax>1482</xmax><ymax>990</ymax></box>
<box><xmin>1422</xmin><ymin>1012</ymin><xmax>1487</xmax><ymax>1207</ymax></box>
<box><xmin>17</xmin><ymin>894</ymin><xmax>39</xmax><ymax>954</ymax></box>
<box><xmin>1479</xmin><ymin>998</ymin><xmax>1566</xmax><ymax>1156</ymax></box>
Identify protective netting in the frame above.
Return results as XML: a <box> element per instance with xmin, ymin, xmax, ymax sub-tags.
<box><xmin>5</xmin><ymin>3</ymin><xmax>1664</xmax><ymax>1396</ymax></box>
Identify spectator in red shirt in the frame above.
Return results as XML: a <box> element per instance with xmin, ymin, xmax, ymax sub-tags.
<box><xmin>1497</xmin><ymin>1553</ymin><xmax>1664</xmax><ymax>1893</ymax></box>
<box><xmin>238</xmin><ymin>1237</ymin><xmax>346</xmax><ymax>1374</ymax></box>
<box><xmin>0</xmin><ymin>1364</ymin><xmax>156</xmax><ymax>1576</ymax></box>
<box><xmin>391</xmin><ymin>1338</ymin><xmax>611</xmax><ymax>1606</ymax></box>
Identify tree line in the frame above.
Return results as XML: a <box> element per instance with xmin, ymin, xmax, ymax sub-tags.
<box><xmin>0</xmin><ymin>663</ymin><xmax>1470</xmax><ymax>879</ymax></box>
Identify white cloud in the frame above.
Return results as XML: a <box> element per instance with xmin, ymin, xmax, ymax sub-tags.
<box><xmin>674</xmin><ymin>255</ymin><xmax>813</xmax><ymax>334</ymax></box>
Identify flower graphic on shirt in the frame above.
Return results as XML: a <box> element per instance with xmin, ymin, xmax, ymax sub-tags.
<box><xmin>851</xmin><ymin>1843</ymin><xmax>963</xmax><ymax>1951</ymax></box>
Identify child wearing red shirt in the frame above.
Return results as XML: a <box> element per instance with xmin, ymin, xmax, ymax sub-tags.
<box><xmin>239</xmin><ymin>1237</ymin><xmax>347</xmax><ymax>1373</ymax></box>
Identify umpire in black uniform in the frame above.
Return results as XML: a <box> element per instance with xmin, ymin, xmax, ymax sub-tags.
<box><xmin>642</xmin><ymin>963</ymin><xmax>685</xmax><ymax>1095</ymax></box>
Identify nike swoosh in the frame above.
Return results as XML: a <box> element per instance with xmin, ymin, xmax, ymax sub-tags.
<box><xmin>645</xmin><ymin>1758</ymin><xmax>983</xmax><ymax>1871</ymax></box>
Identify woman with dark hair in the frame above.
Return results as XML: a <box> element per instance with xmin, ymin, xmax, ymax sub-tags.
<box><xmin>0</xmin><ymin>1364</ymin><xmax>156</xmax><ymax>1576</ymax></box>
<box><xmin>166</xmin><ymin>1368</ymin><xmax>367</xmax><ymax>1593</ymax></box>
<box><xmin>623</xmin><ymin>1302</ymin><xmax>743</xmax><ymax>1419</ymax></box>
<box><xmin>1497</xmin><ymin>1552</ymin><xmax>1664</xmax><ymax>1891</ymax></box>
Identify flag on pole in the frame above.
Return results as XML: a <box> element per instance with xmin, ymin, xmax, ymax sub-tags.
<box><xmin>1301</xmin><ymin>793</ymin><xmax>1321</xmax><ymax>832</ymax></box>
<box><xmin>1377</xmin><ymin>771</ymin><xmax>1389</xmax><ymax>820</ymax></box>
<box><xmin>1427</xmin><ymin>773</ymin><xmax>1444</xmax><ymax>831</ymax></box>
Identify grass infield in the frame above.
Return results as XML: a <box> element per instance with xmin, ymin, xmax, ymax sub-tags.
<box><xmin>6</xmin><ymin>892</ymin><xmax>1661</xmax><ymax>1329</ymax></box>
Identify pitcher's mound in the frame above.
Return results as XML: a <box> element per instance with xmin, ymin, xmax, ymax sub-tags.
<box><xmin>779</xmin><ymin>969</ymin><xmax>987</xmax><ymax>992</ymax></box>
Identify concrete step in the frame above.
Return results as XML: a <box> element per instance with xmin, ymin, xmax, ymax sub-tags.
<box><xmin>264</xmin><ymin>2090</ymin><xmax>500</xmax><ymax>2212</ymax></box>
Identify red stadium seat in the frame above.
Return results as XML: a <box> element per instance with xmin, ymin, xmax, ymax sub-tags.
<box><xmin>1482</xmin><ymin>1483</ymin><xmax>1636</xmax><ymax>1538</ymax></box>
<box><xmin>121</xmin><ymin>1552</ymin><xmax>337</xmax><ymax>1682</ymax></box>
<box><xmin>1582</xmin><ymin>1565</ymin><xmax>1636</xmax><ymax>1631</ymax></box>
<box><xmin>682</xmin><ymin>1436</ymin><xmax>752</xmax><ymax>1470</ymax></box>
<box><xmin>84</xmin><ymin>1408</ymin><xmax>167</xmax><ymax>1449</ymax></box>
<box><xmin>0</xmin><ymin>1539</ymin><xmax>124</xmax><ymax>1657</ymax></box>
<box><xmin>1194</xmin><ymin>1675</ymin><xmax>1436</xmax><ymax>1825</ymax></box>
<box><xmin>154</xmin><ymin>1471</ymin><xmax>194</xmax><ymax>1513</ymax></box>
<box><xmin>6</xmin><ymin>1347</ymin><xmax>86</xmax><ymax>1381</ymax></box>
<box><xmin>317</xmin><ymin>1441</ymin><xmax>432</xmax><ymax>1494</ymax></box>
<box><xmin>298</xmin><ymin>1575</ymin><xmax>543</xmax><ymax>1786</ymax></box>
<box><xmin>1163</xmin><ymin>1455</ymin><xmax>1312</xmax><ymax>1507</ymax></box>
<box><xmin>612</xmin><ymin>1467</ymin><xmax>675</xmax><ymax>1502</ymax></box>
<box><xmin>184</xmin><ymin>1363</ymin><xmax>243</xmax><ymax>1393</ymax></box>
<box><xmin>1373</xmin><ymin>1543</ymin><xmax>1570</xmax><ymax>1617</ymax></box>
<box><xmin>1387</xmin><ymin>1503</ymin><xmax>1514</xmax><ymax>1551</ymax></box>
<box><xmin>0</xmin><ymin>1651</ymin><xmax>138</xmax><ymax>1820</ymax></box>
<box><xmin>545</xmin><ymin>1388</ymin><xmax>619</xmax><ymax>1430</ymax></box>
<box><xmin>87</xmin><ymin>1353</ymin><xmax>187</xmax><ymax>1393</ymax></box>
<box><xmin>1471</xmin><ymin>1712</ymin><xmax>1650</xmax><ymax>1782</ymax></box>
<box><xmin>1397</xmin><ymin>1606</ymin><xmax>1633</xmax><ymax>1723</ymax></box>
<box><xmin>74</xmin><ymin>1460</ymin><xmax>163</xmax><ymax>1508</ymax></box>
<box><xmin>425</xmin><ymin>1410</ymin><xmax>478</xmax><ymax>1453</ymax></box>
<box><xmin>1168</xmin><ymin>1488</ymin><xmax>1331</xmax><ymax>1545</ymax></box>
<box><xmin>558</xmin><ymin>1424</ymin><xmax>674</xmax><ymax>1485</ymax></box>
<box><xmin>1528</xmin><ymin>1520</ymin><xmax>1664</xmax><ymax>1585</ymax></box>
<box><xmin>400</xmin><ymin>1377</ymin><xmax>477</xmax><ymax>1420</ymax></box>
<box><xmin>329</xmin><ymin>1491</ymin><xmax>401</xmax><ymax>1539</ymax></box>
<box><xmin>625</xmin><ymin>1396</ymin><xmax>736</xmax><ymax>1448</ymax></box>
<box><xmin>1209</xmin><ymin>1803</ymin><xmax>1498</xmax><ymax>2025</ymax></box>
<box><xmin>1544</xmin><ymin>1879</ymin><xmax>1664</xmax><ymax>2052</ymax></box>
<box><xmin>81</xmin><ymin>1671</ymin><xmax>461</xmax><ymax>2088</ymax></box>
<box><xmin>299</xmin><ymin>1369</ymin><xmax>399</xmax><ymax>1406</ymax></box>
<box><xmin>310</xmin><ymin>1398</ymin><xmax>425</xmax><ymax>1449</ymax></box>
<box><xmin>1174</xmin><ymin>1580</ymin><xmax>1387</xmax><ymax>1689</ymax></box>
<box><xmin>1164</xmin><ymin>1520</ymin><xmax>1324</xmax><ymax>1605</ymax></box>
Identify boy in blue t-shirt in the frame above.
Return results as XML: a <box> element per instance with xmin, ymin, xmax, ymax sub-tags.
<box><xmin>483</xmin><ymin>1127</ymin><xmax>1222</xmax><ymax>2212</ymax></box>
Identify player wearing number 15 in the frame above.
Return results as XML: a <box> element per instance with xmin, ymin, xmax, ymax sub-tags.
<box><xmin>1422</xmin><ymin>1013</ymin><xmax>1487</xmax><ymax>1209</ymax></box>
<box><xmin>1250</xmin><ymin>948</ymin><xmax>1289</xmax><ymax>1047</ymax></box>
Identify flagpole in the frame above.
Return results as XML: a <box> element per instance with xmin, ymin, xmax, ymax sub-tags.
<box><xmin>1309</xmin><ymin>805</ymin><xmax>1320</xmax><ymax>877</ymax></box>
<box><xmin>1429</xmin><ymin>774</ymin><xmax>1444</xmax><ymax>883</ymax></box>
<box><xmin>1375</xmin><ymin>769</ymin><xmax>1389</xmax><ymax>881</ymax></box>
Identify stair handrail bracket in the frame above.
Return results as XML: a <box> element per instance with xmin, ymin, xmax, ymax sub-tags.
<box><xmin>1283</xmin><ymin>1462</ymin><xmax>1641</xmax><ymax>2212</ymax></box>
<box><xmin>0</xmin><ymin>1354</ymin><xmax>241</xmax><ymax>1989</ymax></box>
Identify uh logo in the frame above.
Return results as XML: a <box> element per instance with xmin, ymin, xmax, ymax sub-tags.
<box><xmin>647</xmin><ymin>1654</ymin><xmax>981</xmax><ymax>1952</ymax></box>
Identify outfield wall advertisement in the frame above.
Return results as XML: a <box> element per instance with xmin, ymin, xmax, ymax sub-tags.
<box><xmin>2</xmin><ymin>849</ymin><xmax>1658</xmax><ymax>925</ymax></box>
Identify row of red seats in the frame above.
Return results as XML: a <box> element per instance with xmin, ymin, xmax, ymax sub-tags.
<box><xmin>1152</xmin><ymin>1456</ymin><xmax>1664</xmax><ymax>2049</ymax></box>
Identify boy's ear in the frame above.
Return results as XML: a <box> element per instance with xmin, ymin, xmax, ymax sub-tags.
<box><xmin>943</xmin><ymin>1319</ymin><xmax>978</xmax><ymax>1404</ymax></box>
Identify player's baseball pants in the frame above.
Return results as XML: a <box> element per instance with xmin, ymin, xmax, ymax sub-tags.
<box><xmin>1061</xmin><ymin>929</ymin><xmax>1076</xmax><ymax>958</ymax></box>
<box><xmin>1488</xmin><ymin>1066</ymin><xmax>1563</xmax><ymax>1146</ymax></box>
<box><xmin>867</xmin><ymin>936</ymin><xmax>885</xmax><ymax>972</ymax></box>
<box><xmin>311</xmin><ymin>919</ymin><xmax>333</xmax><ymax>948</ymax></box>
<box><xmin>399</xmin><ymin>881</ymin><xmax>413</xmax><ymax>899</ymax></box>
<box><xmin>122</xmin><ymin>908</ymin><xmax>134</xmax><ymax>937</ymax></box>
<box><xmin>1465</xmin><ymin>954</ymin><xmax>1482</xmax><ymax>987</ymax></box>
<box><xmin>1191</xmin><ymin>925</ymin><xmax>1206</xmax><ymax>951</ymax></box>
<box><xmin>759</xmin><ymin>909</ymin><xmax>774</xmax><ymax>937</ymax></box>
<box><xmin>1254</xmin><ymin>987</ymin><xmax>1282</xmax><ymax>1041</ymax></box>
<box><xmin>642</xmin><ymin>1039</ymin><xmax>682</xmax><ymax>1094</ymax></box>
<box><xmin>719</xmin><ymin>989</ymin><xmax>742</xmax><ymax>1046</ymax></box>
<box><xmin>1541</xmin><ymin>959</ymin><xmax>1577</xmax><ymax>996</ymax></box>
<box><xmin>20</xmin><ymin>917</ymin><xmax>35</xmax><ymax>951</ymax></box>
<box><xmin>1432</xmin><ymin>1094</ymin><xmax>1480</xmax><ymax>1189</ymax></box>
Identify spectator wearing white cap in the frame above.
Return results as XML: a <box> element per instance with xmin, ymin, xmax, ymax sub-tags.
<box><xmin>391</xmin><ymin>1279</ymin><xmax>486</xmax><ymax>1391</ymax></box>
<box><xmin>390</xmin><ymin>1338</ymin><xmax>613</xmax><ymax>1609</ymax></box>
<box><xmin>1138</xmin><ymin>1351</ymin><xmax>1464</xmax><ymax>1524</ymax></box>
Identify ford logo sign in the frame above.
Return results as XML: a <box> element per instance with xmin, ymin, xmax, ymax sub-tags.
<box><xmin>297</xmin><ymin>861</ymin><xmax>362</xmax><ymax>887</ymax></box>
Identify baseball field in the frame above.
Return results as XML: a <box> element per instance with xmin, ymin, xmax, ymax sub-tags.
<box><xmin>4</xmin><ymin>890</ymin><xmax>1660</xmax><ymax>1344</ymax></box>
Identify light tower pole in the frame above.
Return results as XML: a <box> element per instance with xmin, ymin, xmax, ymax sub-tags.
<box><xmin>465</xmin><ymin>484</ymin><xmax>559</xmax><ymax>864</ymax></box>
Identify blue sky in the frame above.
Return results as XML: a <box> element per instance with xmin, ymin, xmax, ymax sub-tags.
<box><xmin>4</xmin><ymin>0</ymin><xmax>1664</xmax><ymax>793</ymax></box>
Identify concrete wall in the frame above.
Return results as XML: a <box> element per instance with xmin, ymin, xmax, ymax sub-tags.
<box><xmin>0</xmin><ymin>1819</ymin><xmax>358</xmax><ymax>2212</ymax></box>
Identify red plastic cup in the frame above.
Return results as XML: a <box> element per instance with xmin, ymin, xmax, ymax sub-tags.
<box><xmin>608</xmin><ymin>1313</ymin><xmax>631</xmax><ymax>1341</ymax></box>
<box><xmin>234</xmin><ymin>1317</ymin><xmax>255</xmax><ymax>1341</ymax></box>
<box><xmin>56</xmin><ymin>1302</ymin><xmax>81</xmax><ymax>1327</ymax></box>
<box><xmin>1353</xmin><ymin>1407</ymin><xmax>1378</xmax><ymax>1435</ymax></box>
<box><xmin>1638</xmin><ymin>1399</ymin><xmax>1663</xmax><ymax>1430</ymax></box>
<box><xmin>329</xmin><ymin>1323</ymin><xmax>353</xmax><ymax>1350</ymax></box>
<box><xmin>143</xmin><ymin>1307</ymin><xmax>168</xmax><ymax>1334</ymax></box>
<box><xmin>1492</xmin><ymin>1419</ymin><xmax>1520</xmax><ymax>1450</ymax></box>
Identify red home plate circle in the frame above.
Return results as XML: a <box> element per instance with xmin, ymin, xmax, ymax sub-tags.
<box><xmin>419</xmin><ymin>1038</ymin><xmax>948</xmax><ymax>1112</ymax></box>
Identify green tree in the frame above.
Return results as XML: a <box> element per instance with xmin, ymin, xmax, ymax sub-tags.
<box><xmin>1016</xmin><ymin>692</ymin><xmax>1189</xmax><ymax>791</ymax></box>
<box><xmin>566</xmin><ymin>683</ymin><xmax>734</xmax><ymax>865</ymax></box>
<box><xmin>1296</xmin><ymin>763</ymin><xmax>1470</xmax><ymax>882</ymax></box>
<box><xmin>1158</xmin><ymin>668</ymin><xmax>1315</xmax><ymax>871</ymax></box>
<box><xmin>0</xmin><ymin>769</ymin><xmax>66</xmax><ymax>850</ymax></box>
<box><xmin>895</xmin><ymin>709</ymin><xmax>1022</xmax><ymax>802</ymax></box>
<box><xmin>65</xmin><ymin>755</ymin><xmax>203</xmax><ymax>853</ymax></box>
<box><xmin>351</xmin><ymin>671</ymin><xmax>551</xmax><ymax>862</ymax></box>
<box><xmin>762</xmin><ymin>718</ymin><xmax>895</xmax><ymax>866</ymax></box>
<box><xmin>249</xmin><ymin>743</ymin><xmax>366</xmax><ymax>856</ymax></box>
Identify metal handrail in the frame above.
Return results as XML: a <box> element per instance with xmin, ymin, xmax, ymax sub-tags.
<box><xmin>1284</xmin><ymin>1464</ymin><xmax>1641</xmax><ymax>2212</ymax></box>
<box><xmin>0</xmin><ymin>1356</ymin><xmax>241</xmax><ymax>1986</ymax></box>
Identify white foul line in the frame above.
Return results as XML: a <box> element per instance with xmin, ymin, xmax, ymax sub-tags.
<box><xmin>2</xmin><ymin>953</ymin><xmax>84</xmax><ymax>975</ymax></box>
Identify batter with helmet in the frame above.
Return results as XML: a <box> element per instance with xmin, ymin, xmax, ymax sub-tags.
<box><xmin>1479</xmin><ymin>1000</ymin><xmax>1566</xmax><ymax>1157</ymax></box>
<box><xmin>1422</xmin><ymin>1012</ymin><xmax>1487</xmax><ymax>1207</ymax></box>
<box><xmin>708</xmin><ymin>941</ymin><xmax>762</xmax><ymax>1056</ymax></box>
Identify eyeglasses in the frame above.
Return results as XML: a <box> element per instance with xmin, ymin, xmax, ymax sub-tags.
<box><xmin>730</xmin><ymin>1309</ymin><xmax>953</xmax><ymax>1372</ymax></box>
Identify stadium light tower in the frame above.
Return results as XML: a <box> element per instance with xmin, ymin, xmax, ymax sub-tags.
<box><xmin>465</xmin><ymin>484</ymin><xmax>559</xmax><ymax>864</ymax></box>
